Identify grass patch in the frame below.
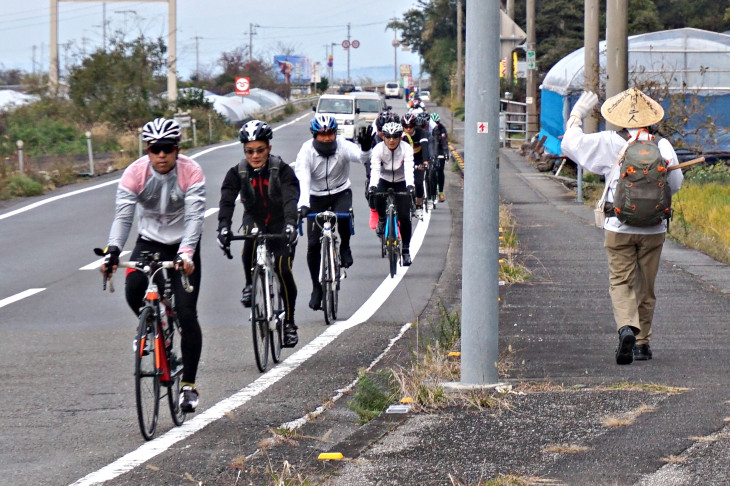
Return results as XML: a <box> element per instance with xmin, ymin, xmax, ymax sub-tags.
<box><xmin>448</xmin><ymin>474</ymin><xmax>548</xmax><ymax>486</ymax></box>
<box><xmin>542</xmin><ymin>443</ymin><xmax>590</xmax><ymax>454</ymax></box>
<box><xmin>600</xmin><ymin>382</ymin><xmax>690</xmax><ymax>395</ymax></box>
<box><xmin>0</xmin><ymin>173</ymin><xmax>44</xmax><ymax>198</ymax></box>
<box><xmin>602</xmin><ymin>403</ymin><xmax>657</xmax><ymax>427</ymax></box>
<box><xmin>347</xmin><ymin>369</ymin><xmax>399</xmax><ymax>424</ymax></box>
<box><xmin>499</xmin><ymin>202</ymin><xmax>531</xmax><ymax>284</ymax></box>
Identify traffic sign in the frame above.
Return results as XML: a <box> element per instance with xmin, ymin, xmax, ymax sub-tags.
<box><xmin>235</xmin><ymin>77</ymin><xmax>250</xmax><ymax>96</ymax></box>
<box><xmin>526</xmin><ymin>50</ymin><xmax>536</xmax><ymax>70</ymax></box>
<box><xmin>342</xmin><ymin>40</ymin><xmax>350</xmax><ymax>49</ymax></box>
<box><xmin>351</xmin><ymin>40</ymin><xmax>360</xmax><ymax>49</ymax></box>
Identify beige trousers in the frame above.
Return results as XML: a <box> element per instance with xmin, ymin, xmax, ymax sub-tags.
<box><xmin>604</xmin><ymin>231</ymin><xmax>665</xmax><ymax>345</ymax></box>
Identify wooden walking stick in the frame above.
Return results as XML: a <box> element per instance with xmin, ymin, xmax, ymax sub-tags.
<box><xmin>668</xmin><ymin>156</ymin><xmax>705</xmax><ymax>171</ymax></box>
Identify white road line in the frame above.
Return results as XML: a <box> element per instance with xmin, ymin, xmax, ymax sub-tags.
<box><xmin>0</xmin><ymin>288</ymin><xmax>45</xmax><ymax>309</ymax></box>
<box><xmin>79</xmin><ymin>251</ymin><xmax>131</xmax><ymax>271</ymax></box>
<box><xmin>0</xmin><ymin>112</ymin><xmax>310</xmax><ymax>223</ymax></box>
<box><xmin>68</xmin><ymin>204</ymin><xmax>431</xmax><ymax>486</ymax></box>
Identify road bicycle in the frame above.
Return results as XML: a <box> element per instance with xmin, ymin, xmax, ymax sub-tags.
<box><xmin>229</xmin><ymin>230</ymin><xmax>288</xmax><ymax>373</ymax></box>
<box><xmin>302</xmin><ymin>210</ymin><xmax>354</xmax><ymax>325</ymax></box>
<box><xmin>375</xmin><ymin>188</ymin><xmax>413</xmax><ymax>278</ymax></box>
<box><xmin>96</xmin><ymin>249</ymin><xmax>193</xmax><ymax>441</ymax></box>
<box><xmin>416</xmin><ymin>162</ymin><xmax>430</xmax><ymax>217</ymax></box>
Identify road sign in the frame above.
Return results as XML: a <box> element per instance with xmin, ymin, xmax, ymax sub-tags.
<box><xmin>477</xmin><ymin>122</ymin><xmax>489</xmax><ymax>134</ymax></box>
<box><xmin>526</xmin><ymin>50</ymin><xmax>536</xmax><ymax>70</ymax></box>
<box><xmin>351</xmin><ymin>40</ymin><xmax>360</xmax><ymax>49</ymax></box>
<box><xmin>342</xmin><ymin>40</ymin><xmax>350</xmax><ymax>49</ymax></box>
<box><xmin>235</xmin><ymin>77</ymin><xmax>250</xmax><ymax>96</ymax></box>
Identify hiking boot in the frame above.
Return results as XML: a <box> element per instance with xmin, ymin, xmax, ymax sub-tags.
<box><xmin>283</xmin><ymin>321</ymin><xmax>299</xmax><ymax>348</ymax></box>
<box><xmin>340</xmin><ymin>247</ymin><xmax>353</xmax><ymax>268</ymax></box>
<box><xmin>180</xmin><ymin>385</ymin><xmax>199</xmax><ymax>413</ymax></box>
<box><xmin>309</xmin><ymin>285</ymin><xmax>323</xmax><ymax>310</ymax></box>
<box><xmin>438</xmin><ymin>192</ymin><xmax>445</xmax><ymax>202</ymax></box>
<box><xmin>402</xmin><ymin>250</ymin><xmax>412</xmax><ymax>267</ymax></box>
<box><xmin>240</xmin><ymin>285</ymin><xmax>252</xmax><ymax>307</ymax></box>
<box><xmin>633</xmin><ymin>343</ymin><xmax>653</xmax><ymax>360</ymax></box>
<box><xmin>615</xmin><ymin>326</ymin><xmax>636</xmax><ymax>365</ymax></box>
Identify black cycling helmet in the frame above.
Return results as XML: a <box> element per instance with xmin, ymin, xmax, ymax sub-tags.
<box><xmin>239</xmin><ymin>119</ymin><xmax>273</xmax><ymax>144</ymax></box>
<box><xmin>375</xmin><ymin>111</ymin><xmax>401</xmax><ymax>131</ymax></box>
<box><xmin>142</xmin><ymin>118</ymin><xmax>181</xmax><ymax>143</ymax></box>
<box><xmin>416</xmin><ymin>111</ymin><xmax>430</xmax><ymax>127</ymax></box>
<box><xmin>402</xmin><ymin>111</ymin><xmax>417</xmax><ymax>127</ymax></box>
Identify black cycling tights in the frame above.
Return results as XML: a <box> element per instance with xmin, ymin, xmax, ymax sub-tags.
<box><xmin>126</xmin><ymin>237</ymin><xmax>202</xmax><ymax>385</ymax></box>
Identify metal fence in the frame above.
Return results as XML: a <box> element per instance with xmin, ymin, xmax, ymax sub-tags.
<box><xmin>499</xmin><ymin>99</ymin><xmax>527</xmax><ymax>147</ymax></box>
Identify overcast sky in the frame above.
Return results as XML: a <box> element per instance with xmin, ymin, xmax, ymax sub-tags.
<box><xmin>0</xmin><ymin>0</ymin><xmax>423</xmax><ymax>82</ymax></box>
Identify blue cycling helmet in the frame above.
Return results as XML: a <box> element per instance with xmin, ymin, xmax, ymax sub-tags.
<box><xmin>310</xmin><ymin>114</ymin><xmax>338</xmax><ymax>136</ymax></box>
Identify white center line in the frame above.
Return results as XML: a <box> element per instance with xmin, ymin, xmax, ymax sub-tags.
<box><xmin>0</xmin><ymin>288</ymin><xmax>45</xmax><ymax>309</ymax></box>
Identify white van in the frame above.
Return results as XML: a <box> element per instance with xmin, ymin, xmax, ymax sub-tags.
<box><xmin>352</xmin><ymin>91</ymin><xmax>389</xmax><ymax>133</ymax></box>
<box><xmin>314</xmin><ymin>94</ymin><xmax>359</xmax><ymax>140</ymax></box>
<box><xmin>384</xmin><ymin>82</ymin><xmax>402</xmax><ymax>99</ymax></box>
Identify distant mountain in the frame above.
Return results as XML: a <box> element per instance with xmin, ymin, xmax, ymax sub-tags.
<box><xmin>332</xmin><ymin>65</ymin><xmax>423</xmax><ymax>85</ymax></box>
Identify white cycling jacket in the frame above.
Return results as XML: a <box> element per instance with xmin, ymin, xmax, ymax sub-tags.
<box><xmin>107</xmin><ymin>154</ymin><xmax>206</xmax><ymax>256</ymax></box>
<box><xmin>294</xmin><ymin>135</ymin><xmax>370</xmax><ymax>208</ymax></box>
<box><xmin>369</xmin><ymin>140</ymin><xmax>415</xmax><ymax>187</ymax></box>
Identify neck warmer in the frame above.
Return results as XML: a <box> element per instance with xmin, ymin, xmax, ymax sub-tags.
<box><xmin>313</xmin><ymin>139</ymin><xmax>337</xmax><ymax>157</ymax></box>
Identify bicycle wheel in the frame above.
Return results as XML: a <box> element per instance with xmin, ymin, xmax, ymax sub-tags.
<box><xmin>251</xmin><ymin>266</ymin><xmax>270</xmax><ymax>372</ymax></box>
<box><xmin>388</xmin><ymin>214</ymin><xmax>399</xmax><ymax>278</ymax></box>
<box><xmin>322</xmin><ymin>238</ymin><xmax>335</xmax><ymax>325</ymax></box>
<box><xmin>270</xmin><ymin>272</ymin><xmax>284</xmax><ymax>363</ymax></box>
<box><xmin>167</xmin><ymin>317</ymin><xmax>186</xmax><ymax>426</ymax></box>
<box><xmin>135</xmin><ymin>306</ymin><xmax>160</xmax><ymax>440</ymax></box>
<box><xmin>331</xmin><ymin>244</ymin><xmax>340</xmax><ymax>320</ymax></box>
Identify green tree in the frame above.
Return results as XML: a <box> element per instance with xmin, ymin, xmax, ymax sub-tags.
<box><xmin>67</xmin><ymin>34</ymin><xmax>168</xmax><ymax>129</ymax></box>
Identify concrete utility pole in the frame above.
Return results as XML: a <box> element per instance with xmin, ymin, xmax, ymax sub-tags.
<box><xmin>577</xmin><ymin>0</ymin><xmax>601</xmax><ymax>202</ymax></box>
<box><xmin>460</xmin><ymin>0</ymin><xmax>500</xmax><ymax>385</ymax></box>
<box><xmin>504</xmin><ymin>0</ymin><xmax>515</xmax><ymax>89</ymax></box>
<box><xmin>526</xmin><ymin>0</ymin><xmax>538</xmax><ymax>139</ymax></box>
<box><xmin>605</xmin><ymin>0</ymin><xmax>628</xmax><ymax>130</ymax></box>
<box><xmin>49</xmin><ymin>0</ymin><xmax>178</xmax><ymax>102</ymax></box>
<box><xmin>456</xmin><ymin>0</ymin><xmax>463</xmax><ymax>101</ymax></box>
<box><xmin>347</xmin><ymin>22</ymin><xmax>352</xmax><ymax>83</ymax></box>
<box><xmin>248</xmin><ymin>23</ymin><xmax>260</xmax><ymax>62</ymax></box>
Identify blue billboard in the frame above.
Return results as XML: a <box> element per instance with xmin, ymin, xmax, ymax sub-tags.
<box><xmin>273</xmin><ymin>55</ymin><xmax>310</xmax><ymax>84</ymax></box>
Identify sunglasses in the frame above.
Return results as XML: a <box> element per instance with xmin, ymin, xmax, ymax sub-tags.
<box><xmin>148</xmin><ymin>143</ymin><xmax>177</xmax><ymax>155</ymax></box>
<box><xmin>244</xmin><ymin>147</ymin><xmax>268</xmax><ymax>155</ymax></box>
<box><xmin>316</xmin><ymin>129</ymin><xmax>337</xmax><ymax>136</ymax></box>
<box><xmin>403</xmin><ymin>125</ymin><xmax>415</xmax><ymax>129</ymax></box>
<box><xmin>383</xmin><ymin>134</ymin><xmax>402</xmax><ymax>140</ymax></box>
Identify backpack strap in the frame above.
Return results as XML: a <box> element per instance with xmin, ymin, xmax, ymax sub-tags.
<box><xmin>267</xmin><ymin>155</ymin><xmax>283</xmax><ymax>203</ymax></box>
<box><xmin>237</xmin><ymin>159</ymin><xmax>256</xmax><ymax>206</ymax></box>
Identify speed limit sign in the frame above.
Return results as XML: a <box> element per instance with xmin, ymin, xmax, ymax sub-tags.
<box><xmin>235</xmin><ymin>77</ymin><xmax>250</xmax><ymax>96</ymax></box>
<box><xmin>351</xmin><ymin>40</ymin><xmax>360</xmax><ymax>48</ymax></box>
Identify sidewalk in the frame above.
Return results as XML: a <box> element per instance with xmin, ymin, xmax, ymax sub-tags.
<box><xmin>289</xmin><ymin>144</ymin><xmax>730</xmax><ymax>485</ymax></box>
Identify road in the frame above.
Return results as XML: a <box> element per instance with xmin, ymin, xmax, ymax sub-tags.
<box><xmin>0</xmin><ymin>100</ymin><xmax>453</xmax><ymax>485</ymax></box>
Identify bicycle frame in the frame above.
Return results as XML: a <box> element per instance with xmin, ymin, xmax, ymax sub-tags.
<box><xmin>376</xmin><ymin>189</ymin><xmax>411</xmax><ymax>278</ymax></box>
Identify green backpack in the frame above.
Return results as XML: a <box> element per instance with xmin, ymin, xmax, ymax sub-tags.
<box><xmin>613</xmin><ymin>135</ymin><xmax>672</xmax><ymax>227</ymax></box>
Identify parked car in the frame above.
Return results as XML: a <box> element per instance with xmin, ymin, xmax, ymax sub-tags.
<box><xmin>420</xmin><ymin>90</ymin><xmax>431</xmax><ymax>102</ymax></box>
<box><xmin>314</xmin><ymin>94</ymin><xmax>359</xmax><ymax>140</ymax></box>
<box><xmin>384</xmin><ymin>82</ymin><xmax>402</xmax><ymax>99</ymax></box>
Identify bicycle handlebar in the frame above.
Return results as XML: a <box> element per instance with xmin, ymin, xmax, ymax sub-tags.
<box><xmin>297</xmin><ymin>209</ymin><xmax>355</xmax><ymax>236</ymax></box>
<box><xmin>115</xmin><ymin>260</ymin><xmax>194</xmax><ymax>294</ymax></box>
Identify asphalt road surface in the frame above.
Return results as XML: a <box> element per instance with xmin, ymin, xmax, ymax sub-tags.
<box><xmin>0</xmin><ymin>100</ymin><xmax>453</xmax><ymax>485</ymax></box>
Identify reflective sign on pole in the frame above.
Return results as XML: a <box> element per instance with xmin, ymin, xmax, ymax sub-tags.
<box><xmin>351</xmin><ymin>40</ymin><xmax>360</xmax><ymax>48</ymax></box>
<box><xmin>342</xmin><ymin>40</ymin><xmax>350</xmax><ymax>49</ymax></box>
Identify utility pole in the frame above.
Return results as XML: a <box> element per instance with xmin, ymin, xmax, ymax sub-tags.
<box><xmin>578</xmin><ymin>0</ymin><xmax>601</xmax><ymax>203</ymax></box>
<box><xmin>504</xmin><ymin>0</ymin><xmax>515</xmax><ymax>90</ymax></box>
<box><xmin>459</xmin><ymin>0</ymin><xmax>500</xmax><ymax>385</ymax></box>
<box><xmin>102</xmin><ymin>2</ymin><xmax>107</xmax><ymax>50</ymax></box>
<box><xmin>390</xmin><ymin>20</ymin><xmax>398</xmax><ymax>83</ymax></box>
<box><xmin>346</xmin><ymin>22</ymin><xmax>351</xmax><ymax>83</ymax></box>
<box><xmin>606</xmin><ymin>0</ymin><xmax>628</xmax><ymax>130</ymax></box>
<box><xmin>456</xmin><ymin>0</ymin><xmax>463</xmax><ymax>101</ymax></box>
<box><xmin>526</xmin><ymin>0</ymin><xmax>538</xmax><ymax>139</ymax></box>
<box><xmin>248</xmin><ymin>23</ymin><xmax>260</xmax><ymax>62</ymax></box>
<box><xmin>193</xmin><ymin>35</ymin><xmax>202</xmax><ymax>78</ymax></box>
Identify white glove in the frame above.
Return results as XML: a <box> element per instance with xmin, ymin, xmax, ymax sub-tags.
<box><xmin>570</xmin><ymin>91</ymin><xmax>598</xmax><ymax>120</ymax></box>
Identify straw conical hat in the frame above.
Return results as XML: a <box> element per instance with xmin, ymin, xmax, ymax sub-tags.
<box><xmin>600</xmin><ymin>87</ymin><xmax>664</xmax><ymax>128</ymax></box>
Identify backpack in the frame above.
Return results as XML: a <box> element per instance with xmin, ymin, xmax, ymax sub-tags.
<box><xmin>237</xmin><ymin>155</ymin><xmax>283</xmax><ymax>208</ymax></box>
<box><xmin>612</xmin><ymin>134</ymin><xmax>672</xmax><ymax>227</ymax></box>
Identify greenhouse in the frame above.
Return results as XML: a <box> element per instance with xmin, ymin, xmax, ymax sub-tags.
<box><xmin>539</xmin><ymin>28</ymin><xmax>730</xmax><ymax>156</ymax></box>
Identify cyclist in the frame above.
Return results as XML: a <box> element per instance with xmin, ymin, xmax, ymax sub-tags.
<box><xmin>217</xmin><ymin>120</ymin><xmax>301</xmax><ymax>348</ymax></box>
<box><xmin>402</xmin><ymin>111</ymin><xmax>430</xmax><ymax>219</ymax></box>
<box><xmin>430</xmin><ymin>113</ymin><xmax>449</xmax><ymax>203</ymax></box>
<box><xmin>101</xmin><ymin>117</ymin><xmax>206</xmax><ymax>413</ymax></box>
<box><xmin>368</xmin><ymin>121</ymin><xmax>415</xmax><ymax>266</ymax></box>
<box><xmin>294</xmin><ymin>114</ymin><xmax>372</xmax><ymax>311</ymax></box>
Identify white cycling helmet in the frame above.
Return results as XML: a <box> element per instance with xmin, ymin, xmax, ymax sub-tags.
<box><xmin>381</xmin><ymin>122</ymin><xmax>403</xmax><ymax>139</ymax></box>
<box><xmin>141</xmin><ymin>117</ymin><xmax>181</xmax><ymax>143</ymax></box>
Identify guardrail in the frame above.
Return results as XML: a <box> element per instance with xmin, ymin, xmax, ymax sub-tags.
<box><xmin>265</xmin><ymin>95</ymin><xmax>318</xmax><ymax>120</ymax></box>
